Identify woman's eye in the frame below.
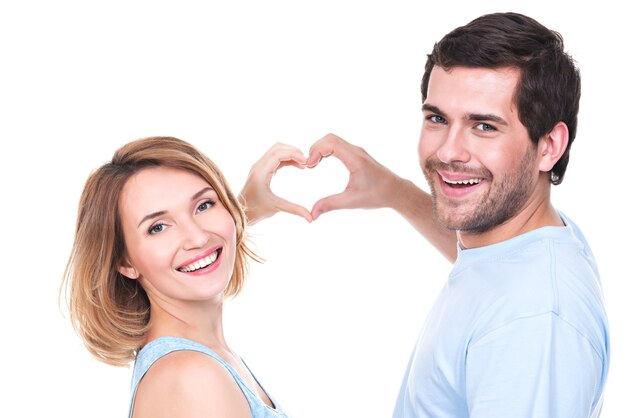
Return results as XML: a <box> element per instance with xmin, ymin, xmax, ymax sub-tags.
<box><xmin>149</xmin><ymin>223</ymin><xmax>166</xmax><ymax>235</ymax></box>
<box><xmin>197</xmin><ymin>199</ymin><xmax>216</xmax><ymax>213</ymax></box>
<box><xmin>476</xmin><ymin>122</ymin><xmax>496</xmax><ymax>132</ymax></box>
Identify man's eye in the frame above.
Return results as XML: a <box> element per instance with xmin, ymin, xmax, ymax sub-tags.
<box><xmin>149</xmin><ymin>223</ymin><xmax>166</xmax><ymax>234</ymax></box>
<box><xmin>476</xmin><ymin>123</ymin><xmax>496</xmax><ymax>132</ymax></box>
<box><xmin>197</xmin><ymin>200</ymin><xmax>216</xmax><ymax>212</ymax></box>
<box><xmin>428</xmin><ymin>115</ymin><xmax>446</xmax><ymax>124</ymax></box>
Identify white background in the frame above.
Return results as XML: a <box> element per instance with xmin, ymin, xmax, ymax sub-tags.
<box><xmin>1</xmin><ymin>1</ymin><xmax>623</xmax><ymax>417</ymax></box>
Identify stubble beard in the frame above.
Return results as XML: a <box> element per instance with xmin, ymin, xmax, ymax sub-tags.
<box><xmin>424</xmin><ymin>148</ymin><xmax>537</xmax><ymax>234</ymax></box>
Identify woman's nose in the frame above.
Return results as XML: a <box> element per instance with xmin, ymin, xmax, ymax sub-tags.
<box><xmin>181</xmin><ymin>220</ymin><xmax>210</xmax><ymax>250</ymax></box>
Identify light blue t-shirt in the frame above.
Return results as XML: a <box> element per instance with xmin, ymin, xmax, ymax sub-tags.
<box><xmin>393</xmin><ymin>214</ymin><xmax>610</xmax><ymax>417</ymax></box>
<box><xmin>129</xmin><ymin>336</ymin><xmax>290</xmax><ymax>418</ymax></box>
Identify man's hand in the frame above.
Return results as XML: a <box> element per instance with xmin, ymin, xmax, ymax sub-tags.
<box><xmin>307</xmin><ymin>133</ymin><xmax>457</xmax><ymax>261</ymax></box>
<box><xmin>306</xmin><ymin>133</ymin><xmax>405</xmax><ymax>220</ymax></box>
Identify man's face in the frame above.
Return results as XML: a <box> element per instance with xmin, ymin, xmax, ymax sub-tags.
<box><xmin>419</xmin><ymin>66</ymin><xmax>543</xmax><ymax>234</ymax></box>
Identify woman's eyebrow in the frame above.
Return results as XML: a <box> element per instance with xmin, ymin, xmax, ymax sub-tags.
<box><xmin>191</xmin><ymin>186</ymin><xmax>214</xmax><ymax>201</ymax></box>
<box><xmin>137</xmin><ymin>211</ymin><xmax>167</xmax><ymax>229</ymax></box>
<box><xmin>136</xmin><ymin>187</ymin><xmax>215</xmax><ymax>229</ymax></box>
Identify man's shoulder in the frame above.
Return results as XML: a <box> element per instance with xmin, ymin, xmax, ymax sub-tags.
<box><xmin>456</xmin><ymin>219</ymin><xmax>606</xmax><ymax>343</ymax></box>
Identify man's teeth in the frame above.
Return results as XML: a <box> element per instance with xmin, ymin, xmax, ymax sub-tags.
<box><xmin>179</xmin><ymin>250</ymin><xmax>219</xmax><ymax>273</ymax></box>
<box><xmin>444</xmin><ymin>178</ymin><xmax>481</xmax><ymax>185</ymax></box>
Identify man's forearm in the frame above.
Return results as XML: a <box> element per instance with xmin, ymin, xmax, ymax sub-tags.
<box><xmin>389</xmin><ymin>177</ymin><xmax>457</xmax><ymax>263</ymax></box>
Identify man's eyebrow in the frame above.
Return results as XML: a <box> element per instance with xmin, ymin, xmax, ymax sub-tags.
<box><xmin>468</xmin><ymin>113</ymin><xmax>508</xmax><ymax>126</ymax></box>
<box><xmin>422</xmin><ymin>104</ymin><xmax>446</xmax><ymax>117</ymax></box>
<box><xmin>136</xmin><ymin>187</ymin><xmax>215</xmax><ymax>229</ymax></box>
<box><xmin>423</xmin><ymin>103</ymin><xmax>508</xmax><ymax>126</ymax></box>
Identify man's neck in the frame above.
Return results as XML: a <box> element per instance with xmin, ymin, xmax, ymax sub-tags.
<box><xmin>457</xmin><ymin>194</ymin><xmax>563</xmax><ymax>249</ymax></box>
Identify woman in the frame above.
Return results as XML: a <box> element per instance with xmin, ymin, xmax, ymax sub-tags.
<box><xmin>62</xmin><ymin>136</ymin><xmax>309</xmax><ymax>418</ymax></box>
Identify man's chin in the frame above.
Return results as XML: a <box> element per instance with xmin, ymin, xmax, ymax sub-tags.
<box><xmin>436</xmin><ymin>211</ymin><xmax>494</xmax><ymax>234</ymax></box>
<box><xmin>434</xmin><ymin>206</ymin><xmax>470</xmax><ymax>231</ymax></box>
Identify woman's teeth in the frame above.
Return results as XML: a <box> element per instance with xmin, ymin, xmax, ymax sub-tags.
<box><xmin>178</xmin><ymin>250</ymin><xmax>219</xmax><ymax>273</ymax></box>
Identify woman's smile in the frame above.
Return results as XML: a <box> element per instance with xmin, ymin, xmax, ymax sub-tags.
<box><xmin>177</xmin><ymin>246</ymin><xmax>223</xmax><ymax>274</ymax></box>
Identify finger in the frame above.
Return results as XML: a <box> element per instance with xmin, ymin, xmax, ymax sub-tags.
<box><xmin>306</xmin><ymin>133</ymin><xmax>339</xmax><ymax>168</ymax></box>
<box><xmin>278</xmin><ymin>146</ymin><xmax>307</xmax><ymax>165</ymax></box>
<box><xmin>307</xmin><ymin>133</ymin><xmax>359</xmax><ymax>170</ymax></box>
<box><xmin>274</xmin><ymin>197</ymin><xmax>313</xmax><ymax>223</ymax></box>
<box><xmin>256</xmin><ymin>143</ymin><xmax>308</xmax><ymax>174</ymax></box>
<box><xmin>277</xmin><ymin>159</ymin><xmax>308</xmax><ymax>171</ymax></box>
<box><xmin>306</xmin><ymin>150</ymin><xmax>323</xmax><ymax>169</ymax></box>
<box><xmin>268</xmin><ymin>156</ymin><xmax>308</xmax><ymax>185</ymax></box>
<box><xmin>271</xmin><ymin>143</ymin><xmax>308</xmax><ymax>163</ymax></box>
<box><xmin>310</xmin><ymin>191</ymin><xmax>356</xmax><ymax>220</ymax></box>
<box><xmin>269</xmin><ymin>150</ymin><xmax>308</xmax><ymax>174</ymax></box>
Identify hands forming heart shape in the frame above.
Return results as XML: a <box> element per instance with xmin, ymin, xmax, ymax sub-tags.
<box><xmin>239</xmin><ymin>134</ymin><xmax>401</xmax><ymax>225</ymax></box>
<box><xmin>270</xmin><ymin>155</ymin><xmax>348</xmax><ymax>220</ymax></box>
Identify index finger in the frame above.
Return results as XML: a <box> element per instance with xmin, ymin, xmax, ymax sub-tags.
<box><xmin>255</xmin><ymin>143</ymin><xmax>308</xmax><ymax>174</ymax></box>
<box><xmin>307</xmin><ymin>133</ymin><xmax>360</xmax><ymax>169</ymax></box>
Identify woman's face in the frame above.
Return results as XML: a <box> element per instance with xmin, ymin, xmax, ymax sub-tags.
<box><xmin>117</xmin><ymin>166</ymin><xmax>237</xmax><ymax>306</ymax></box>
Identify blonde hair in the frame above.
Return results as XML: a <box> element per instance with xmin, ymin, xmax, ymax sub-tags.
<box><xmin>62</xmin><ymin>137</ymin><xmax>258</xmax><ymax>366</ymax></box>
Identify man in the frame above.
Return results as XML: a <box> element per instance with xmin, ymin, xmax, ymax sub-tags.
<box><xmin>241</xmin><ymin>12</ymin><xmax>609</xmax><ymax>417</ymax></box>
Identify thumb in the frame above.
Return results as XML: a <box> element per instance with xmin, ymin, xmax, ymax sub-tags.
<box><xmin>306</xmin><ymin>151</ymin><xmax>323</xmax><ymax>169</ymax></box>
<box><xmin>275</xmin><ymin>197</ymin><xmax>313</xmax><ymax>223</ymax></box>
<box><xmin>311</xmin><ymin>191</ymin><xmax>353</xmax><ymax>220</ymax></box>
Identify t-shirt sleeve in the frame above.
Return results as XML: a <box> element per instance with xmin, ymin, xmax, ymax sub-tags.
<box><xmin>466</xmin><ymin>312</ymin><xmax>603</xmax><ymax>418</ymax></box>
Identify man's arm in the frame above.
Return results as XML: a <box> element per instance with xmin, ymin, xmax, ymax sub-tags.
<box><xmin>466</xmin><ymin>313</ymin><xmax>604</xmax><ymax>417</ymax></box>
<box><xmin>307</xmin><ymin>133</ymin><xmax>457</xmax><ymax>262</ymax></box>
<box><xmin>237</xmin><ymin>134</ymin><xmax>457</xmax><ymax>262</ymax></box>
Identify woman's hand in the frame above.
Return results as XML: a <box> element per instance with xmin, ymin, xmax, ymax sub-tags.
<box><xmin>239</xmin><ymin>143</ymin><xmax>313</xmax><ymax>225</ymax></box>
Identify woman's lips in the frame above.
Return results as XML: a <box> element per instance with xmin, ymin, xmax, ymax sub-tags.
<box><xmin>177</xmin><ymin>246</ymin><xmax>222</xmax><ymax>274</ymax></box>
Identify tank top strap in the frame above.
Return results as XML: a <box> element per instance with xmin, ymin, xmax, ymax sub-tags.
<box><xmin>128</xmin><ymin>336</ymin><xmax>289</xmax><ymax>418</ymax></box>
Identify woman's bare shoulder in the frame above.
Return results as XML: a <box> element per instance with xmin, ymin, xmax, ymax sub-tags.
<box><xmin>131</xmin><ymin>350</ymin><xmax>251</xmax><ymax>418</ymax></box>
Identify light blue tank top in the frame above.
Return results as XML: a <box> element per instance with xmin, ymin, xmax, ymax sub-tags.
<box><xmin>128</xmin><ymin>336</ymin><xmax>290</xmax><ymax>418</ymax></box>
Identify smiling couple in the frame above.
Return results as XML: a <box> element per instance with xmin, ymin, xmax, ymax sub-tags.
<box><xmin>63</xmin><ymin>12</ymin><xmax>609</xmax><ymax>418</ymax></box>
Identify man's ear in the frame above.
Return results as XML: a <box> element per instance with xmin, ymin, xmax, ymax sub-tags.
<box><xmin>538</xmin><ymin>121</ymin><xmax>569</xmax><ymax>173</ymax></box>
<box><xmin>118</xmin><ymin>258</ymin><xmax>138</xmax><ymax>280</ymax></box>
